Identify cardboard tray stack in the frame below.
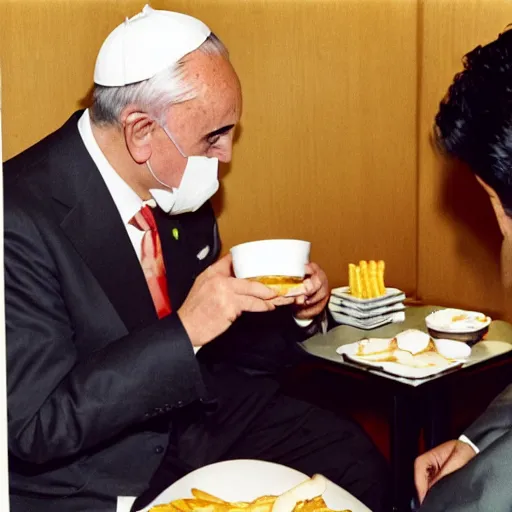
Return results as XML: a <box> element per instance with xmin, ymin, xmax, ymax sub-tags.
<box><xmin>328</xmin><ymin>287</ymin><xmax>406</xmax><ymax>329</ymax></box>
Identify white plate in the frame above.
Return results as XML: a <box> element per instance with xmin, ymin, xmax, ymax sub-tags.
<box><xmin>330</xmin><ymin>287</ymin><xmax>406</xmax><ymax>310</ymax></box>
<box><xmin>336</xmin><ymin>338</ymin><xmax>470</xmax><ymax>379</ymax></box>
<box><xmin>139</xmin><ymin>459</ymin><xmax>370</xmax><ymax>512</ymax></box>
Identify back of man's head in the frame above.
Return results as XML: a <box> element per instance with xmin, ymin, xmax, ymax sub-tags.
<box><xmin>435</xmin><ymin>27</ymin><xmax>512</xmax><ymax>215</ymax></box>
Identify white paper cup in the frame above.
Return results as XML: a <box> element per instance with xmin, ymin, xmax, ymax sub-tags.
<box><xmin>230</xmin><ymin>239</ymin><xmax>311</xmax><ymax>296</ymax></box>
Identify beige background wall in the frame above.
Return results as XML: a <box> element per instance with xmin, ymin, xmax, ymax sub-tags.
<box><xmin>418</xmin><ymin>0</ymin><xmax>512</xmax><ymax>316</ymax></box>
<box><xmin>1</xmin><ymin>0</ymin><xmax>510</xmax><ymax>317</ymax></box>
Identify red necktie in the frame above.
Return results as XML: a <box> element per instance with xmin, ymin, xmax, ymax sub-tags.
<box><xmin>130</xmin><ymin>205</ymin><xmax>172</xmax><ymax>319</ymax></box>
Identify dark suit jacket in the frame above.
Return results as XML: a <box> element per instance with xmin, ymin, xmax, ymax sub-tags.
<box><xmin>419</xmin><ymin>384</ymin><xmax>512</xmax><ymax>510</ymax></box>
<box><xmin>4</xmin><ymin>111</ymin><xmax>309</xmax><ymax>511</ymax></box>
<box><xmin>420</xmin><ymin>428</ymin><xmax>512</xmax><ymax>511</ymax></box>
<box><xmin>464</xmin><ymin>383</ymin><xmax>512</xmax><ymax>451</ymax></box>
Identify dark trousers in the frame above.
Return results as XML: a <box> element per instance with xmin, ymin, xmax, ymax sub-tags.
<box><xmin>133</xmin><ymin>370</ymin><xmax>391</xmax><ymax>512</ymax></box>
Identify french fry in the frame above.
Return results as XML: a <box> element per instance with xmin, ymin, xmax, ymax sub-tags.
<box><xmin>354</xmin><ymin>266</ymin><xmax>363</xmax><ymax>299</ymax></box>
<box><xmin>294</xmin><ymin>496</ymin><xmax>328</xmax><ymax>510</ymax></box>
<box><xmin>165</xmin><ymin>499</ymin><xmax>191</xmax><ymax>511</ymax></box>
<box><xmin>247</xmin><ymin>502</ymin><xmax>274</xmax><ymax>512</ymax></box>
<box><xmin>348</xmin><ymin>263</ymin><xmax>357</xmax><ymax>297</ymax></box>
<box><xmin>347</xmin><ymin>260</ymin><xmax>387</xmax><ymax>299</ymax></box>
<box><xmin>359</xmin><ymin>260</ymin><xmax>370</xmax><ymax>299</ymax></box>
<box><xmin>368</xmin><ymin>260</ymin><xmax>380</xmax><ymax>298</ymax></box>
<box><xmin>191</xmin><ymin>489</ymin><xmax>227</xmax><ymax>504</ymax></box>
<box><xmin>377</xmin><ymin>260</ymin><xmax>386</xmax><ymax>296</ymax></box>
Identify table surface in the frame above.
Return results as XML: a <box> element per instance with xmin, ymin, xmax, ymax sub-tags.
<box><xmin>300</xmin><ymin>305</ymin><xmax>512</xmax><ymax>387</ymax></box>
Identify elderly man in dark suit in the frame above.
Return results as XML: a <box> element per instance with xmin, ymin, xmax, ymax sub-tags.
<box><xmin>4</xmin><ymin>5</ymin><xmax>389</xmax><ymax>512</ymax></box>
<box><xmin>415</xmin><ymin>27</ymin><xmax>512</xmax><ymax>511</ymax></box>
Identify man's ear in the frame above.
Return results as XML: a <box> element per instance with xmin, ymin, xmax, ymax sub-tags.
<box><xmin>121</xmin><ymin>107</ymin><xmax>155</xmax><ymax>164</ymax></box>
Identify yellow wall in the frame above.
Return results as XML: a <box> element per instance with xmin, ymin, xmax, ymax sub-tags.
<box><xmin>1</xmin><ymin>0</ymin><xmax>510</xmax><ymax>317</ymax></box>
<box><xmin>418</xmin><ymin>0</ymin><xmax>512</xmax><ymax>316</ymax></box>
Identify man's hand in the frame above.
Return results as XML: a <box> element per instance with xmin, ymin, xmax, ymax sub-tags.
<box><xmin>293</xmin><ymin>262</ymin><xmax>330</xmax><ymax>320</ymax></box>
<box><xmin>414</xmin><ymin>440</ymin><xmax>477</xmax><ymax>504</ymax></box>
<box><xmin>178</xmin><ymin>254</ymin><xmax>277</xmax><ymax>347</ymax></box>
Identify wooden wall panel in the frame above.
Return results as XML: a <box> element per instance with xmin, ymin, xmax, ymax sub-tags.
<box><xmin>0</xmin><ymin>0</ymin><xmax>152</xmax><ymax>161</ymax></box>
<box><xmin>160</xmin><ymin>0</ymin><xmax>419</xmax><ymax>293</ymax></box>
<box><xmin>418</xmin><ymin>0</ymin><xmax>512</xmax><ymax>317</ymax></box>
<box><xmin>3</xmin><ymin>0</ymin><xmax>512</xmax><ymax>318</ymax></box>
<box><xmin>1</xmin><ymin>0</ymin><xmax>418</xmax><ymax>294</ymax></box>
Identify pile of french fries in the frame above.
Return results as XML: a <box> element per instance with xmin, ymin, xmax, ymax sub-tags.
<box><xmin>150</xmin><ymin>475</ymin><xmax>350</xmax><ymax>512</ymax></box>
<box><xmin>348</xmin><ymin>260</ymin><xmax>386</xmax><ymax>299</ymax></box>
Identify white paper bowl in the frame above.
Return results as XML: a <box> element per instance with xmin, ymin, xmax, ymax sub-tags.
<box><xmin>230</xmin><ymin>239</ymin><xmax>311</xmax><ymax>296</ymax></box>
<box><xmin>231</xmin><ymin>239</ymin><xmax>310</xmax><ymax>279</ymax></box>
<box><xmin>425</xmin><ymin>308</ymin><xmax>491</xmax><ymax>344</ymax></box>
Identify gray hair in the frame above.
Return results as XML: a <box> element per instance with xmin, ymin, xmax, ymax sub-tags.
<box><xmin>90</xmin><ymin>33</ymin><xmax>228</xmax><ymax>127</ymax></box>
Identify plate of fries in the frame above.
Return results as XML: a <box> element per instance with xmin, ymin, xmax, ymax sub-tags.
<box><xmin>339</xmin><ymin>260</ymin><xmax>404</xmax><ymax>304</ymax></box>
<box><xmin>347</xmin><ymin>260</ymin><xmax>386</xmax><ymax>300</ymax></box>
<box><xmin>140</xmin><ymin>460</ymin><xmax>370</xmax><ymax>512</ymax></box>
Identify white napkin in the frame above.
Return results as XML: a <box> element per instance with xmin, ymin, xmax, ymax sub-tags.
<box><xmin>116</xmin><ymin>496</ymin><xmax>136</xmax><ymax>512</ymax></box>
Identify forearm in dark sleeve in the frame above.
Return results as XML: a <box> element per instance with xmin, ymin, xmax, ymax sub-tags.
<box><xmin>6</xmin><ymin>215</ymin><xmax>204</xmax><ymax>464</ymax></box>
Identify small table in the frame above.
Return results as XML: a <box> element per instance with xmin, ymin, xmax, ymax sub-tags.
<box><xmin>299</xmin><ymin>306</ymin><xmax>512</xmax><ymax>512</ymax></box>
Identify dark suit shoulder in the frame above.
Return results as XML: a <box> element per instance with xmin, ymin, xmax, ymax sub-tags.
<box><xmin>4</xmin><ymin>111</ymin><xmax>89</xmax><ymax>216</ymax></box>
<box><xmin>4</xmin><ymin>112</ymin><xmax>83</xmax><ymax>169</ymax></box>
<box><xmin>3</xmin><ymin>111</ymin><xmax>84</xmax><ymax>190</ymax></box>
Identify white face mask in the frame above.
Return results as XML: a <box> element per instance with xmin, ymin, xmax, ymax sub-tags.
<box><xmin>147</xmin><ymin>125</ymin><xmax>219</xmax><ymax>215</ymax></box>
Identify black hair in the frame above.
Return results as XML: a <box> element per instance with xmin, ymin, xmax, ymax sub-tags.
<box><xmin>435</xmin><ymin>26</ymin><xmax>512</xmax><ymax>214</ymax></box>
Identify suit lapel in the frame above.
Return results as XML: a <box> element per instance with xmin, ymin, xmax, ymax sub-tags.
<box><xmin>51</xmin><ymin>113</ymin><xmax>158</xmax><ymax>331</ymax></box>
<box><xmin>154</xmin><ymin>202</ymin><xmax>221</xmax><ymax>312</ymax></box>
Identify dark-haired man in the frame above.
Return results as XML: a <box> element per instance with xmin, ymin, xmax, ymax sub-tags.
<box><xmin>415</xmin><ymin>28</ymin><xmax>512</xmax><ymax>511</ymax></box>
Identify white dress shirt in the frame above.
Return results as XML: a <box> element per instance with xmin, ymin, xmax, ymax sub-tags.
<box><xmin>78</xmin><ymin>109</ymin><xmax>150</xmax><ymax>261</ymax></box>
<box><xmin>458</xmin><ymin>434</ymin><xmax>480</xmax><ymax>454</ymax></box>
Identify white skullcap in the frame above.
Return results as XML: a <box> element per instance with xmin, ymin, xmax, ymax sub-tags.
<box><xmin>94</xmin><ymin>4</ymin><xmax>211</xmax><ymax>86</ymax></box>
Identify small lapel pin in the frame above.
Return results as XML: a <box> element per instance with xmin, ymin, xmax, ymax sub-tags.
<box><xmin>172</xmin><ymin>228</ymin><xmax>179</xmax><ymax>240</ymax></box>
<box><xmin>197</xmin><ymin>245</ymin><xmax>210</xmax><ymax>260</ymax></box>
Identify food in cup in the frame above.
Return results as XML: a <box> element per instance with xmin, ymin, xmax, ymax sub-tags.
<box><xmin>247</xmin><ymin>275</ymin><xmax>306</xmax><ymax>297</ymax></box>
<box><xmin>230</xmin><ymin>239</ymin><xmax>311</xmax><ymax>297</ymax></box>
